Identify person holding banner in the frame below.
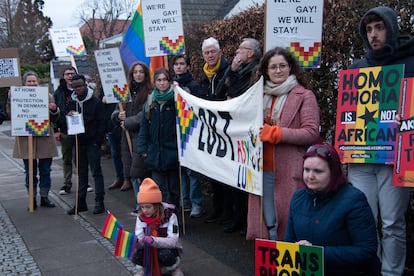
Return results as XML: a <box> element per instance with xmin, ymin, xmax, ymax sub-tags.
<box><xmin>285</xmin><ymin>144</ymin><xmax>380</xmax><ymax>275</ymax></box>
<box><xmin>12</xmin><ymin>71</ymin><xmax>59</xmax><ymax>210</ymax></box>
<box><xmin>111</xmin><ymin>61</ymin><xmax>152</xmax><ymax>216</ymax></box>
<box><xmin>66</xmin><ymin>74</ymin><xmax>106</xmax><ymax>215</ymax></box>
<box><xmin>346</xmin><ymin>7</ymin><xmax>414</xmax><ymax>276</ymax></box>
<box><xmin>246</xmin><ymin>47</ymin><xmax>320</xmax><ymax>241</ymax></box>
<box><xmin>138</xmin><ymin>68</ymin><xmax>180</xmax><ymax>208</ymax></box>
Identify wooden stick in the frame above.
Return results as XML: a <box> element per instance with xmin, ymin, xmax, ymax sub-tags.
<box><xmin>28</xmin><ymin>136</ymin><xmax>34</xmax><ymax>213</ymax></box>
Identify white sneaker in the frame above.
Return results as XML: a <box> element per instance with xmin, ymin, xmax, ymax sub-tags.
<box><xmin>190</xmin><ymin>205</ymin><xmax>202</xmax><ymax>218</ymax></box>
<box><xmin>172</xmin><ymin>268</ymin><xmax>184</xmax><ymax>276</ymax></box>
<box><xmin>87</xmin><ymin>186</ymin><xmax>93</xmax><ymax>192</ymax></box>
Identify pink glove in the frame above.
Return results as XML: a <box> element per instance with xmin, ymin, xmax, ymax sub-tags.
<box><xmin>142</xmin><ymin>236</ymin><xmax>154</xmax><ymax>246</ymax></box>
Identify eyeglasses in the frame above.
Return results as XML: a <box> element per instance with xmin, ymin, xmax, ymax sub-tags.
<box><xmin>268</xmin><ymin>63</ymin><xmax>289</xmax><ymax>71</ymax></box>
<box><xmin>306</xmin><ymin>145</ymin><xmax>331</xmax><ymax>159</ymax></box>
<box><xmin>238</xmin><ymin>45</ymin><xmax>253</xmax><ymax>51</ymax></box>
<box><xmin>64</xmin><ymin>72</ymin><xmax>76</xmax><ymax>76</ymax></box>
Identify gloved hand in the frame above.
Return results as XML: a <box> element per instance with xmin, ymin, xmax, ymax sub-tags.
<box><xmin>142</xmin><ymin>236</ymin><xmax>154</xmax><ymax>246</ymax></box>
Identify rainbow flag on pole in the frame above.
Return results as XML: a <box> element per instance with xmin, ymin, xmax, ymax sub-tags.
<box><xmin>101</xmin><ymin>211</ymin><xmax>123</xmax><ymax>241</ymax></box>
<box><xmin>120</xmin><ymin>1</ymin><xmax>166</xmax><ymax>71</ymax></box>
<box><xmin>114</xmin><ymin>229</ymin><xmax>137</xmax><ymax>258</ymax></box>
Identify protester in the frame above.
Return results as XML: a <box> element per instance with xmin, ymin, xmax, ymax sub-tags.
<box><xmin>53</xmin><ymin>66</ymin><xmax>77</xmax><ymax>195</ymax></box>
<box><xmin>138</xmin><ymin>68</ymin><xmax>180</xmax><ymax>208</ymax></box>
<box><xmin>12</xmin><ymin>71</ymin><xmax>59</xmax><ymax>210</ymax></box>
<box><xmin>111</xmin><ymin>61</ymin><xmax>152</xmax><ymax>216</ymax></box>
<box><xmin>132</xmin><ymin>178</ymin><xmax>183</xmax><ymax>276</ymax></box>
<box><xmin>195</xmin><ymin>37</ymin><xmax>233</xmax><ymax>225</ymax></box>
<box><xmin>66</xmin><ymin>74</ymin><xmax>105</xmax><ymax>215</ymax></box>
<box><xmin>346</xmin><ymin>6</ymin><xmax>414</xmax><ymax>275</ymax></box>
<box><xmin>246</xmin><ymin>47</ymin><xmax>320</xmax><ymax>240</ymax></box>
<box><xmin>0</xmin><ymin>103</ymin><xmax>7</xmax><ymax>125</ymax></box>
<box><xmin>285</xmin><ymin>144</ymin><xmax>380</xmax><ymax>275</ymax></box>
<box><xmin>216</xmin><ymin>38</ymin><xmax>262</xmax><ymax>234</ymax></box>
<box><xmin>171</xmin><ymin>54</ymin><xmax>203</xmax><ymax>218</ymax></box>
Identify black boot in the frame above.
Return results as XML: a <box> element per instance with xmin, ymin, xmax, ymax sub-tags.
<box><xmin>93</xmin><ymin>200</ymin><xmax>105</xmax><ymax>215</ymax></box>
<box><xmin>40</xmin><ymin>197</ymin><xmax>56</xmax><ymax>208</ymax></box>
<box><xmin>67</xmin><ymin>198</ymin><xmax>88</xmax><ymax>215</ymax></box>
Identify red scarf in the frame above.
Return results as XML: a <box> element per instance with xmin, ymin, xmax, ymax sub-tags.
<box><xmin>140</xmin><ymin>214</ymin><xmax>162</xmax><ymax>276</ymax></box>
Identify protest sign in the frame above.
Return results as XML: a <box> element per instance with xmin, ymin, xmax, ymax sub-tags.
<box><xmin>10</xmin><ymin>86</ymin><xmax>49</xmax><ymax>136</ymax></box>
<box><xmin>334</xmin><ymin>64</ymin><xmax>404</xmax><ymax>164</ymax></box>
<box><xmin>95</xmin><ymin>48</ymin><xmax>130</xmax><ymax>104</ymax></box>
<box><xmin>265</xmin><ymin>0</ymin><xmax>324</xmax><ymax>68</ymax></box>
<box><xmin>255</xmin><ymin>239</ymin><xmax>323</xmax><ymax>276</ymax></box>
<box><xmin>0</xmin><ymin>48</ymin><xmax>21</xmax><ymax>87</ymax></box>
<box><xmin>175</xmin><ymin>78</ymin><xmax>263</xmax><ymax>195</ymax></box>
<box><xmin>49</xmin><ymin>28</ymin><xmax>86</xmax><ymax>57</ymax></box>
<box><xmin>393</xmin><ymin>77</ymin><xmax>414</xmax><ymax>187</ymax></box>
<box><xmin>141</xmin><ymin>0</ymin><xmax>185</xmax><ymax>57</ymax></box>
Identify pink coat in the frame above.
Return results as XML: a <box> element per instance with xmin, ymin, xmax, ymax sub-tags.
<box><xmin>246</xmin><ymin>84</ymin><xmax>321</xmax><ymax>240</ymax></box>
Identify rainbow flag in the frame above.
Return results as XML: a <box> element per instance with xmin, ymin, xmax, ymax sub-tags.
<box><xmin>120</xmin><ymin>1</ymin><xmax>165</xmax><ymax>71</ymax></box>
<box><xmin>335</xmin><ymin>64</ymin><xmax>405</xmax><ymax>164</ymax></box>
<box><xmin>101</xmin><ymin>211</ymin><xmax>123</xmax><ymax>241</ymax></box>
<box><xmin>114</xmin><ymin>229</ymin><xmax>137</xmax><ymax>258</ymax></box>
<box><xmin>255</xmin><ymin>239</ymin><xmax>323</xmax><ymax>275</ymax></box>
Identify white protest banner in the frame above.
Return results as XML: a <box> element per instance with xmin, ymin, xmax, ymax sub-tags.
<box><xmin>265</xmin><ymin>0</ymin><xmax>324</xmax><ymax>68</ymax></box>
<box><xmin>141</xmin><ymin>0</ymin><xmax>185</xmax><ymax>57</ymax></box>
<box><xmin>95</xmin><ymin>48</ymin><xmax>130</xmax><ymax>104</ymax></box>
<box><xmin>0</xmin><ymin>48</ymin><xmax>21</xmax><ymax>87</ymax></box>
<box><xmin>10</xmin><ymin>86</ymin><xmax>49</xmax><ymax>136</ymax></box>
<box><xmin>49</xmin><ymin>28</ymin><xmax>87</xmax><ymax>57</ymax></box>
<box><xmin>66</xmin><ymin>113</ymin><xmax>85</xmax><ymax>135</ymax></box>
<box><xmin>175</xmin><ymin>77</ymin><xmax>264</xmax><ymax>196</ymax></box>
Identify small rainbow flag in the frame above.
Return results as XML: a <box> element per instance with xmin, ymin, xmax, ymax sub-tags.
<box><xmin>25</xmin><ymin>119</ymin><xmax>49</xmax><ymax>136</ymax></box>
<box><xmin>114</xmin><ymin>229</ymin><xmax>137</xmax><ymax>258</ymax></box>
<box><xmin>101</xmin><ymin>211</ymin><xmax>123</xmax><ymax>241</ymax></box>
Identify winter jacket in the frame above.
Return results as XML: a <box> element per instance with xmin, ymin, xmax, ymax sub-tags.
<box><xmin>53</xmin><ymin>79</ymin><xmax>73</xmax><ymax>134</ymax></box>
<box><xmin>173</xmin><ymin>72</ymin><xmax>199</xmax><ymax>95</ymax></box>
<box><xmin>196</xmin><ymin>56</ymin><xmax>229</xmax><ymax>100</ymax></box>
<box><xmin>285</xmin><ymin>184</ymin><xmax>380</xmax><ymax>276</ymax></box>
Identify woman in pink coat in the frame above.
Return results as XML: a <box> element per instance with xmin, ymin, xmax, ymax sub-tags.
<box><xmin>246</xmin><ymin>47</ymin><xmax>320</xmax><ymax>240</ymax></box>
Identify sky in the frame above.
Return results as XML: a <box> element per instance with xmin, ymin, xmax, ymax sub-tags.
<box><xmin>42</xmin><ymin>0</ymin><xmax>84</xmax><ymax>29</ymax></box>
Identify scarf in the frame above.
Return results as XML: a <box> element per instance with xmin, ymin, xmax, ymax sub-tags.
<box><xmin>263</xmin><ymin>75</ymin><xmax>298</xmax><ymax>125</ymax></box>
<box><xmin>140</xmin><ymin>214</ymin><xmax>162</xmax><ymax>276</ymax></box>
<box><xmin>153</xmin><ymin>86</ymin><xmax>174</xmax><ymax>103</ymax></box>
<box><xmin>203</xmin><ymin>58</ymin><xmax>221</xmax><ymax>80</ymax></box>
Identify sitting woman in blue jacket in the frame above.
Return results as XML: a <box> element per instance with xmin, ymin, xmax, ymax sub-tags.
<box><xmin>285</xmin><ymin>144</ymin><xmax>380</xmax><ymax>276</ymax></box>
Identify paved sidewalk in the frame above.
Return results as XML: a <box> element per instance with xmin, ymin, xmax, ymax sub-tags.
<box><xmin>0</xmin><ymin>121</ymin><xmax>244</xmax><ymax>276</ymax></box>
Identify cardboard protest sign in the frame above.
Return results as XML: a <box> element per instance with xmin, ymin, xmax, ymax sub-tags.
<box><xmin>0</xmin><ymin>48</ymin><xmax>21</xmax><ymax>87</ymax></box>
<box><xmin>175</xmin><ymin>78</ymin><xmax>263</xmax><ymax>196</ymax></box>
<box><xmin>94</xmin><ymin>48</ymin><xmax>130</xmax><ymax>104</ymax></box>
<box><xmin>49</xmin><ymin>28</ymin><xmax>87</xmax><ymax>57</ymax></box>
<box><xmin>393</xmin><ymin>77</ymin><xmax>414</xmax><ymax>187</ymax></box>
<box><xmin>255</xmin><ymin>239</ymin><xmax>324</xmax><ymax>276</ymax></box>
<box><xmin>335</xmin><ymin>64</ymin><xmax>404</xmax><ymax>164</ymax></box>
<box><xmin>265</xmin><ymin>0</ymin><xmax>324</xmax><ymax>68</ymax></box>
<box><xmin>141</xmin><ymin>0</ymin><xmax>185</xmax><ymax>57</ymax></box>
<box><xmin>10</xmin><ymin>86</ymin><xmax>49</xmax><ymax>136</ymax></box>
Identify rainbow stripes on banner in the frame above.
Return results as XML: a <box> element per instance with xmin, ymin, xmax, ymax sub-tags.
<box><xmin>112</xmin><ymin>84</ymin><xmax>131</xmax><ymax>103</ymax></box>
<box><xmin>120</xmin><ymin>2</ymin><xmax>166</xmax><ymax>71</ymax></box>
<box><xmin>114</xmin><ymin>229</ymin><xmax>137</xmax><ymax>258</ymax></box>
<box><xmin>289</xmin><ymin>42</ymin><xmax>321</xmax><ymax>68</ymax></box>
<box><xmin>66</xmin><ymin>45</ymin><xmax>86</xmax><ymax>56</ymax></box>
<box><xmin>255</xmin><ymin>239</ymin><xmax>323</xmax><ymax>275</ymax></box>
<box><xmin>334</xmin><ymin>64</ymin><xmax>405</xmax><ymax>164</ymax></box>
<box><xmin>101</xmin><ymin>211</ymin><xmax>123</xmax><ymax>241</ymax></box>
<box><xmin>393</xmin><ymin>77</ymin><xmax>414</xmax><ymax>187</ymax></box>
<box><xmin>160</xmin><ymin>35</ymin><xmax>185</xmax><ymax>55</ymax></box>
<box><xmin>175</xmin><ymin>93</ymin><xmax>198</xmax><ymax>155</ymax></box>
<box><xmin>25</xmin><ymin>119</ymin><xmax>49</xmax><ymax>136</ymax></box>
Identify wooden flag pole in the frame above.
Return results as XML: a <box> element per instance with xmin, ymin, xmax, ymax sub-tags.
<box><xmin>118</xmin><ymin>103</ymin><xmax>133</xmax><ymax>156</ymax></box>
<box><xmin>28</xmin><ymin>136</ymin><xmax>34</xmax><ymax>213</ymax></box>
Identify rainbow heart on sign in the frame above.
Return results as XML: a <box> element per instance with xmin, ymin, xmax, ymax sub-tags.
<box><xmin>289</xmin><ymin>42</ymin><xmax>321</xmax><ymax>68</ymax></box>
<box><xmin>159</xmin><ymin>36</ymin><xmax>185</xmax><ymax>55</ymax></box>
<box><xmin>25</xmin><ymin>119</ymin><xmax>49</xmax><ymax>136</ymax></box>
<box><xmin>112</xmin><ymin>84</ymin><xmax>130</xmax><ymax>103</ymax></box>
<box><xmin>175</xmin><ymin>93</ymin><xmax>198</xmax><ymax>156</ymax></box>
<box><xmin>66</xmin><ymin>45</ymin><xmax>86</xmax><ymax>56</ymax></box>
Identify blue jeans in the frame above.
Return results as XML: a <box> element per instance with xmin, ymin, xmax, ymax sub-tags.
<box><xmin>152</xmin><ymin>169</ymin><xmax>180</xmax><ymax>207</ymax></box>
<box><xmin>132</xmin><ymin>178</ymin><xmax>141</xmax><ymax>210</ymax></box>
<box><xmin>181</xmin><ymin>167</ymin><xmax>203</xmax><ymax>207</ymax></box>
<box><xmin>348</xmin><ymin>163</ymin><xmax>410</xmax><ymax>276</ymax></box>
<box><xmin>23</xmin><ymin>158</ymin><xmax>52</xmax><ymax>197</ymax></box>
<box><xmin>75</xmin><ymin>144</ymin><xmax>105</xmax><ymax>201</ymax></box>
<box><xmin>107</xmin><ymin>132</ymin><xmax>124</xmax><ymax>178</ymax></box>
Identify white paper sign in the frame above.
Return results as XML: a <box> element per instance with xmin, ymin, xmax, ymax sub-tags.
<box><xmin>94</xmin><ymin>48</ymin><xmax>130</xmax><ymax>104</ymax></box>
<box><xmin>66</xmin><ymin>113</ymin><xmax>85</xmax><ymax>135</ymax></box>
<box><xmin>265</xmin><ymin>0</ymin><xmax>324</xmax><ymax>68</ymax></box>
<box><xmin>175</xmin><ymin>78</ymin><xmax>264</xmax><ymax>195</ymax></box>
<box><xmin>49</xmin><ymin>28</ymin><xmax>87</xmax><ymax>57</ymax></box>
<box><xmin>141</xmin><ymin>0</ymin><xmax>185</xmax><ymax>57</ymax></box>
<box><xmin>10</xmin><ymin>86</ymin><xmax>49</xmax><ymax>136</ymax></box>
